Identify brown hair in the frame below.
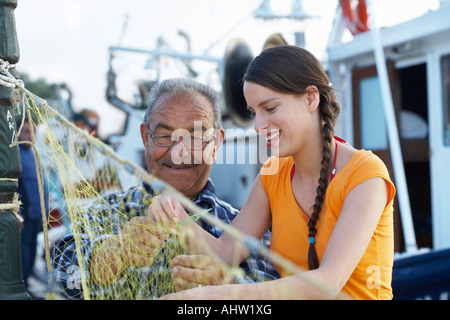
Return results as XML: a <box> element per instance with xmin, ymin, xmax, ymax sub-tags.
<box><xmin>243</xmin><ymin>45</ymin><xmax>340</xmax><ymax>270</ymax></box>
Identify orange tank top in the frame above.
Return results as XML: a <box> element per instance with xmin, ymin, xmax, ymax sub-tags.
<box><xmin>260</xmin><ymin>150</ymin><xmax>396</xmax><ymax>300</ymax></box>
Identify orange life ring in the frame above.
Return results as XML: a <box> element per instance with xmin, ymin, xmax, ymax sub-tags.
<box><xmin>340</xmin><ymin>0</ymin><xmax>369</xmax><ymax>35</ymax></box>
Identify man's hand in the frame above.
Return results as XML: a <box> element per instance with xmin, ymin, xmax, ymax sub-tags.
<box><xmin>121</xmin><ymin>216</ymin><xmax>167</xmax><ymax>267</ymax></box>
<box><xmin>91</xmin><ymin>216</ymin><xmax>166</xmax><ymax>286</ymax></box>
<box><xmin>172</xmin><ymin>255</ymin><xmax>234</xmax><ymax>292</ymax></box>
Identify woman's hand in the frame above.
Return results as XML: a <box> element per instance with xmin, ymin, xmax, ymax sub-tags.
<box><xmin>160</xmin><ymin>283</ymin><xmax>237</xmax><ymax>300</ymax></box>
<box><xmin>172</xmin><ymin>254</ymin><xmax>234</xmax><ymax>292</ymax></box>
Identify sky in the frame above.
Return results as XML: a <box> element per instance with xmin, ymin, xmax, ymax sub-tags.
<box><xmin>13</xmin><ymin>0</ymin><xmax>440</xmax><ymax>139</ymax></box>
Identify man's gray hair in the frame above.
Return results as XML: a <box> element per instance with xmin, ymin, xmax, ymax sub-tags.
<box><xmin>144</xmin><ymin>78</ymin><xmax>222</xmax><ymax>130</ymax></box>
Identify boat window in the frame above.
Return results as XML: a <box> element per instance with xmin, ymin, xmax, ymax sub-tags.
<box><xmin>442</xmin><ymin>54</ymin><xmax>450</xmax><ymax>146</ymax></box>
<box><xmin>359</xmin><ymin>76</ymin><xmax>388</xmax><ymax>150</ymax></box>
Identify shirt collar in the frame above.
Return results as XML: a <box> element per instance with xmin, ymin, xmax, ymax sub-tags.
<box><xmin>195</xmin><ymin>178</ymin><xmax>217</xmax><ymax>208</ymax></box>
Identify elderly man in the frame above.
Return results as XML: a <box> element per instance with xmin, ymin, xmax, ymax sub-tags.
<box><xmin>52</xmin><ymin>78</ymin><xmax>279</xmax><ymax>299</ymax></box>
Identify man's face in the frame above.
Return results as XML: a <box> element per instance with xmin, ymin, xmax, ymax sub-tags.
<box><xmin>140</xmin><ymin>93</ymin><xmax>224</xmax><ymax>200</ymax></box>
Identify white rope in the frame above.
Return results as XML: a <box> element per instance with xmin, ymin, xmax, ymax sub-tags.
<box><xmin>0</xmin><ymin>58</ymin><xmax>24</xmax><ymax>88</ymax></box>
<box><xmin>0</xmin><ymin>177</ymin><xmax>18</xmax><ymax>182</ymax></box>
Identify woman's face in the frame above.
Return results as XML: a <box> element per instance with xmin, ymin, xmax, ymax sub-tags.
<box><xmin>243</xmin><ymin>81</ymin><xmax>320</xmax><ymax>158</ymax></box>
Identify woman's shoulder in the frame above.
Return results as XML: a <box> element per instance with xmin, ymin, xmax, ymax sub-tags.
<box><xmin>337</xmin><ymin>147</ymin><xmax>395</xmax><ymax>195</ymax></box>
<box><xmin>350</xmin><ymin>149</ymin><xmax>389</xmax><ymax>172</ymax></box>
<box><xmin>337</xmin><ymin>141</ymin><xmax>387</xmax><ymax>175</ymax></box>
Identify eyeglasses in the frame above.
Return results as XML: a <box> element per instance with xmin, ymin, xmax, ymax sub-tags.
<box><xmin>147</xmin><ymin>128</ymin><xmax>216</xmax><ymax>150</ymax></box>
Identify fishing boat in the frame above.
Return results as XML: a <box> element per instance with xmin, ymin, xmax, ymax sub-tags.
<box><xmin>326</xmin><ymin>0</ymin><xmax>450</xmax><ymax>300</ymax></box>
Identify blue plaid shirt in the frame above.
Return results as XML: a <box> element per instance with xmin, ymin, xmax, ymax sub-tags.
<box><xmin>52</xmin><ymin>178</ymin><xmax>279</xmax><ymax>299</ymax></box>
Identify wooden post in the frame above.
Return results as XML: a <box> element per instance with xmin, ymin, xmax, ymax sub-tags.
<box><xmin>0</xmin><ymin>0</ymin><xmax>31</xmax><ymax>300</ymax></box>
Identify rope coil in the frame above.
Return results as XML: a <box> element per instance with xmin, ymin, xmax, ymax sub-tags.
<box><xmin>0</xmin><ymin>192</ymin><xmax>23</xmax><ymax>223</ymax></box>
<box><xmin>0</xmin><ymin>58</ymin><xmax>24</xmax><ymax>88</ymax></box>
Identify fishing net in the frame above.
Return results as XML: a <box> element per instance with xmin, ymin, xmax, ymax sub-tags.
<box><xmin>8</xmin><ymin>82</ymin><xmax>340</xmax><ymax>300</ymax></box>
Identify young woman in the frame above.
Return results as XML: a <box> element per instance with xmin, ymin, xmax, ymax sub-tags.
<box><xmin>154</xmin><ymin>45</ymin><xmax>395</xmax><ymax>300</ymax></box>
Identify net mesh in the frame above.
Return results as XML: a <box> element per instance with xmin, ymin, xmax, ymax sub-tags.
<box><xmin>10</xmin><ymin>86</ymin><xmax>339</xmax><ymax>300</ymax></box>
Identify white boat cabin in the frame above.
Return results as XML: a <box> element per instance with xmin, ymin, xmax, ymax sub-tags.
<box><xmin>327</xmin><ymin>4</ymin><xmax>450</xmax><ymax>253</ymax></box>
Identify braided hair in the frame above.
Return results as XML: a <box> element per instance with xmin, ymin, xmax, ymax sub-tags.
<box><xmin>243</xmin><ymin>45</ymin><xmax>340</xmax><ymax>270</ymax></box>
